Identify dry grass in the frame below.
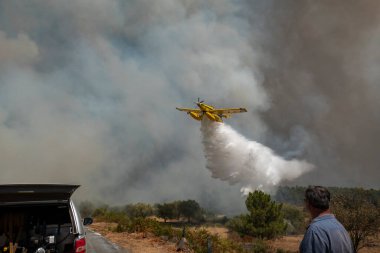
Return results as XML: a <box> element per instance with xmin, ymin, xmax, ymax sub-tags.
<box><xmin>269</xmin><ymin>235</ymin><xmax>380</xmax><ymax>253</ymax></box>
<box><xmin>269</xmin><ymin>235</ymin><xmax>303</xmax><ymax>252</ymax></box>
<box><xmin>89</xmin><ymin>222</ymin><xmax>380</xmax><ymax>253</ymax></box>
<box><xmin>197</xmin><ymin>225</ymin><xmax>229</xmax><ymax>239</ymax></box>
<box><xmin>89</xmin><ymin>222</ymin><xmax>178</xmax><ymax>253</ymax></box>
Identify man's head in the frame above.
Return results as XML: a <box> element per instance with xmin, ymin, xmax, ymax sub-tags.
<box><xmin>305</xmin><ymin>185</ymin><xmax>330</xmax><ymax>211</ymax></box>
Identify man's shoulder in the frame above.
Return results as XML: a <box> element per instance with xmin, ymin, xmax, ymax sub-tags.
<box><xmin>309</xmin><ymin>214</ymin><xmax>349</xmax><ymax>234</ymax></box>
<box><xmin>308</xmin><ymin>215</ymin><xmax>339</xmax><ymax>230</ymax></box>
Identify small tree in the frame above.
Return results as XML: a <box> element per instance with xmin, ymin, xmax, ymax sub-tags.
<box><xmin>227</xmin><ymin>190</ymin><xmax>286</xmax><ymax>239</ymax></box>
<box><xmin>156</xmin><ymin>203</ymin><xmax>175</xmax><ymax>222</ymax></box>
<box><xmin>125</xmin><ymin>203</ymin><xmax>154</xmax><ymax>218</ymax></box>
<box><xmin>332</xmin><ymin>189</ymin><xmax>380</xmax><ymax>252</ymax></box>
<box><xmin>172</xmin><ymin>200</ymin><xmax>182</xmax><ymax>220</ymax></box>
<box><xmin>178</xmin><ymin>200</ymin><xmax>201</xmax><ymax>223</ymax></box>
<box><xmin>92</xmin><ymin>204</ymin><xmax>109</xmax><ymax>219</ymax></box>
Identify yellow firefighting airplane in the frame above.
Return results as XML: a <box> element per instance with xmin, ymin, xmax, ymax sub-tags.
<box><xmin>176</xmin><ymin>98</ymin><xmax>247</xmax><ymax>122</ymax></box>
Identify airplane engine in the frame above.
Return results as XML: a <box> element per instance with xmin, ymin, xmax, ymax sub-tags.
<box><xmin>189</xmin><ymin>112</ymin><xmax>202</xmax><ymax>121</ymax></box>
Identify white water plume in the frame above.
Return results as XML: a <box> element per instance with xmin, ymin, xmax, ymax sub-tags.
<box><xmin>201</xmin><ymin>119</ymin><xmax>313</xmax><ymax>195</ymax></box>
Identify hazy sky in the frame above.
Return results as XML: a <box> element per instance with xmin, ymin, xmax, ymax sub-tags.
<box><xmin>0</xmin><ymin>0</ymin><xmax>379</xmax><ymax>214</ymax></box>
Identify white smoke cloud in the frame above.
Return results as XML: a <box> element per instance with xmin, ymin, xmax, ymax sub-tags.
<box><xmin>201</xmin><ymin>119</ymin><xmax>313</xmax><ymax>194</ymax></box>
<box><xmin>0</xmin><ymin>0</ymin><xmax>377</xmax><ymax>214</ymax></box>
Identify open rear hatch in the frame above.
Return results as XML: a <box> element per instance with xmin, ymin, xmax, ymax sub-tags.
<box><xmin>0</xmin><ymin>185</ymin><xmax>81</xmax><ymax>252</ymax></box>
<box><xmin>0</xmin><ymin>184</ymin><xmax>79</xmax><ymax>204</ymax></box>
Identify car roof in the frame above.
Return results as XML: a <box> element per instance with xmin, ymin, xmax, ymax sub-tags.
<box><xmin>0</xmin><ymin>184</ymin><xmax>80</xmax><ymax>204</ymax></box>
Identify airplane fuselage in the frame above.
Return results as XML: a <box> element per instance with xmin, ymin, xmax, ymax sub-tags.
<box><xmin>197</xmin><ymin>102</ymin><xmax>214</xmax><ymax>111</ymax></box>
<box><xmin>196</xmin><ymin>103</ymin><xmax>223</xmax><ymax>122</ymax></box>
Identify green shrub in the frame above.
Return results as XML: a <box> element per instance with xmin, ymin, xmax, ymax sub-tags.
<box><xmin>92</xmin><ymin>206</ymin><xmax>109</xmax><ymax>218</ymax></box>
<box><xmin>281</xmin><ymin>204</ymin><xmax>306</xmax><ymax>235</ymax></box>
<box><xmin>186</xmin><ymin>227</ymin><xmax>244</xmax><ymax>253</ymax></box>
<box><xmin>251</xmin><ymin>239</ymin><xmax>270</xmax><ymax>253</ymax></box>
<box><xmin>151</xmin><ymin>222</ymin><xmax>178</xmax><ymax>238</ymax></box>
<box><xmin>228</xmin><ymin>191</ymin><xmax>286</xmax><ymax>239</ymax></box>
<box><xmin>125</xmin><ymin>203</ymin><xmax>154</xmax><ymax>218</ymax></box>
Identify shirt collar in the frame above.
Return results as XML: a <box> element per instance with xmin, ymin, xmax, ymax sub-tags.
<box><xmin>311</xmin><ymin>213</ymin><xmax>335</xmax><ymax>223</ymax></box>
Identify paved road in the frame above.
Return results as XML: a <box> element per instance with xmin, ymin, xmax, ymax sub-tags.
<box><xmin>86</xmin><ymin>229</ymin><xmax>130</xmax><ymax>253</ymax></box>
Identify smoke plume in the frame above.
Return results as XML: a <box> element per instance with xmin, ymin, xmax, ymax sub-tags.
<box><xmin>201</xmin><ymin>119</ymin><xmax>313</xmax><ymax>194</ymax></box>
<box><xmin>0</xmin><ymin>1</ymin><xmax>379</xmax><ymax>214</ymax></box>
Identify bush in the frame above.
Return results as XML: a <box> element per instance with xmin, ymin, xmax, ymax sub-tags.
<box><xmin>332</xmin><ymin>189</ymin><xmax>380</xmax><ymax>252</ymax></box>
<box><xmin>228</xmin><ymin>191</ymin><xmax>287</xmax><ymax>239</ymax></box>
<box><xmin>226</xmin><ymin>215</ymin><xmax>249</xmax><ymax>237</ymax></box>
<box><xmin>92</xmin><ymin>206</ymin><xmax>130</xmax><ymax>225</ymax></box>
<box><xmin>155</xmin><ymin>203</ymin><xmax>176</xmax><ymax>222</ymax></box>
<box><xmin>125</xmin><ymin>203</ymin><xmax>154</xmax><ymax>218</ymax></box>
<box><xmin>111</xmin><ymin>217</ymin><xmax>180</xmax><ymax>239</ymax></box>
<box><xmin>178</xmin><ymin>200</ymin><xmax>202</xmax><ymax>223</ymax></box>
<box><xmin>281</xmin><ymin>204</ymin><xmax>306</xmax><ymax>235</ymax></box>
<box><xmin>251</xmin><ymin>239</ymin><xmax>272</xmax><ymax>253</ymax></box>
<box><xmin>186</xmin><ymin>228</ymin><xmax>210</xmax><ymax>253</ymax></box>
<box><xmin>186</xmin><ymin>227</ymin><xmax>244</xmax><ymax>253</ymax></box>
<box><xmin>114</xmin><ymin>220</ymin><xmax>131</xmax><ymax>233</ymax></box>
<box><xmin>92</xmin><ymin>206</ymin><xmax>109</xmax><ymax>218</ymax></box>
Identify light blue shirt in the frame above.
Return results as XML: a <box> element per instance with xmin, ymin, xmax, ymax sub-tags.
<box><xmin>300</xmin><ymin>214</ymin><xmax>353</xmax><ymax>253</ymax></box>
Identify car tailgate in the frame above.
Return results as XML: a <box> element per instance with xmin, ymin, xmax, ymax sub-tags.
<box><xmin>0</xmin><ymin>184</ymin><xmax>80</xmax><ymax>203</ymax></box>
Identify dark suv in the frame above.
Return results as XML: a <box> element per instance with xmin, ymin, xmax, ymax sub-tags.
<box><xmin>0</xmin><ymin>184</ymin><xmax>92</xmax><ymax>253</ymax></box>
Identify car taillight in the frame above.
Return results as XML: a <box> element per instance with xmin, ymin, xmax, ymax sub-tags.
<box><xmin>74</xmin><ymin>237</ymin><xmax>86</xmax><ymax>253</ymax></box>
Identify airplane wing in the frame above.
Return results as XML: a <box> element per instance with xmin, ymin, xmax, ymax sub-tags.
<box><xmin>211</xmin><ymin>108</ymin><xmax>247</xmax><ymax>114</ymax></box>
<box><xmin>176</xmin><ymin>107</ymin><xmax>202</xmax><ymax>113</ymax></box>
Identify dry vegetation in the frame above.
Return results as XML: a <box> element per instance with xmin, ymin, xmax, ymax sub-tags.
<box><xmin>89</xmin><ymin>222</ymin><xmax>178</xmax><ymax>253</ymax></box>
<box><xmin>89</xmin><ymin>222</ymin><xmax>380</xmax><ymax>253</ymax></box>
<box><xmin>84</xmin><ymin>189</ymin><xmax>380</xmax><ymax>252</ymax></box>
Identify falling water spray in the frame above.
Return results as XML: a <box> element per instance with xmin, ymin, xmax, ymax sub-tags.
<box><xmin>201</xmin><ymin>119</ymin><xmax>313</xmax><ymax>195</ymax></box>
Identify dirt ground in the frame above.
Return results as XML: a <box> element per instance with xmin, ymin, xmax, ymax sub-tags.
<box><xmin>89</xmin><ymin>222</ymin><xmax>380</xmax><ymax>253</ymax></box>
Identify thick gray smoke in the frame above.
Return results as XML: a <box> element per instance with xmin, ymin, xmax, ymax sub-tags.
<box><xmin>245</xmin><ymin>1</ymin><xmax>380</xmax><ymax>188</ymax></box>
<box><xmin>201</xmin><ymin>119</ymin><xmax>313</xmax><ymax>195</ymax></box>
<box><xmin>0</xmin><ymin>1</ymin><xmax>379</xmax><ymax>214</ymax></box>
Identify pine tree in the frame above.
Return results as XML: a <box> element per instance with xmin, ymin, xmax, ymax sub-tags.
<box><xmin>227</xmin><ymin>190</ymin><xmax>287</xmax><ymax>239</ymax></box>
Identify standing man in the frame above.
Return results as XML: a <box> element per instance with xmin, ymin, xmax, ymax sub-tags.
<box><xmin>300</xmin><ymin>186</ymin><xmax>353</xmax><ymax>253</ymax></box>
